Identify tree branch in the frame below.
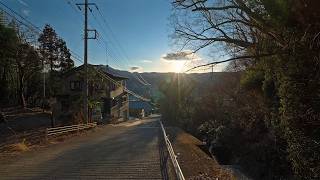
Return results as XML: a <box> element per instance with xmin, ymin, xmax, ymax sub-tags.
<box><xmin>192</xmin><ymin>5</ymin><xmax>239</xmax><ymax>12</ymax></box>
<box><xmin>185</xmin><ymin>53</ymin><xmax>278</xmax><ymax>72</ymax></box>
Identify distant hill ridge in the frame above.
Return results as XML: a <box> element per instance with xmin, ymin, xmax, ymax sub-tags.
<box><xmin>95</xmin><ymin>65</ymin><xmax>237</xmax><ymax>101</ymax></box>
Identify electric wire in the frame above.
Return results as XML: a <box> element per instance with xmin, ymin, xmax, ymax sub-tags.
<box><xmin>0</xmin><ymin>1</ymin><xmax>150</xmax><ymax>102</ymax></box>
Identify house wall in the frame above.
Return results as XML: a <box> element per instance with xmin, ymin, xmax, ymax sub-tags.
<box><xmin>63</xmin><ymin>74</ymin><xmax>83</xmax><ymax>96</ymax></box>
<box><xmin>129</xmin><ymin>101</ymin><xmax>153</xmax><ymax>118</ymax></box>
<box><xmin>110</xmin><ymin>93</ymin><xmax>129</xmax><ymax>121</ymax></box>
<box><xmin>129</xmin><ymin>108</ymin><xmax>151</xmax><ymax>118</ymax></box>
<box><xmin>58</xmin><ymin>69</ymin><xmax>129</xmax><ymax>123</ymax></box>
<box><xmin>129</xmin><ymin>109</ymin><xmax>141</xmax><ymax>118</ymax></box>
<box><xmin>63</xmin><ymin>72</ymin><xmax>113</xmax><ymax>98</ymax></box>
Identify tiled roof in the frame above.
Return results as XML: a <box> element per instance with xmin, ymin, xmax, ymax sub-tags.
<box><xmin>63</xmin><ymin>64</ymin><xmax>128</xmax><ymax>80</ymax></box>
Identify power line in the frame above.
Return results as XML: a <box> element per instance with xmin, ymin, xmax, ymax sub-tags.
<box><xmin>90</xmin><ymin>6</ymin><xmax>151</xmax><ymax>85</ymax></box>
<box><xmin>95</xmin><ymin>28</ymin><xmax>150</xmax><ymax>85</ymax></box>
<box><xmin>64</xmin><ymin>1</ymin><xmax>151</xmax><ymax>100</ymax></box>
<box><xmin>0</xmin><ymin>1</ymin><xmax>41</xmax><ymax>31</ymax></box>
<box><xmin>69</xmin><ymin>53</ymin><xmax>150</xmax><ymax>101</ymax></box>
<box><xmin>0</xmin><ymin>0</ymin><xmax>150</xmax><ymax>102</ymax></box>
<box><xmin>97</xmin><ymin>36</ymin><xmax>150</xmax><ymax>85</ymax></box>
<box><xmin>96</xmin><ymin>34</ymin><xmax>149</xmax><ymax>85</ymax></box>
<box><xmin>91</xmin><ymin>19</ymin><xmax>150</xmax><ymax>86</ymax></box>
<box><xmin>68</xmin><ymin>47</ymin><xmax>150</xmax><ymax>101</ymax></box>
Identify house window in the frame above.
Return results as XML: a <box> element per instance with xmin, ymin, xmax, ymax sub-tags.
<box><xmin>70</xmin><ymin>81</ymin><xmax>82</xmax><ymax>91</ymax></box>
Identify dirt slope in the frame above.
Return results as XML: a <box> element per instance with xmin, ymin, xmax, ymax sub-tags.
<box><xmin>166</xmin><ymin>127</ymin><xmax>236</xmax><ymax>180</ymax></box>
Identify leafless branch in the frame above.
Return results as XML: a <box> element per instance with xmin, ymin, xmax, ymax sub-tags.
<box><xmin>185</xmin><ymin>53</ymin><xmax>279</xmax><ymax>72</ymax></box>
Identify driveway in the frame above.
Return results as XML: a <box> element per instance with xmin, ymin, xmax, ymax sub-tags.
<box><xmin>0</xmin><ymin>117</ymin><xmax>165</xmax><ymax>179</ymax></box>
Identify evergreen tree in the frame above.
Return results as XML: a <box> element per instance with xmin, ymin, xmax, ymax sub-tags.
<box><xmin>38</xmin><ymin>24</ymin><xmax>58</xmax><ymax>71</ymax></box>
<box><xmin>57</xmin><ymin>38</ymin><xmax>74</xmax><ymax>72</ymax></box>
<box><xmin>38</xmin><ymin>24</ymin><xmax>74</xmax><ymax>97</ymax></box>
<box><xmin>38</xmin><ymin>24</ymin><xmax>74</xmax><ymax>72</ymax></box>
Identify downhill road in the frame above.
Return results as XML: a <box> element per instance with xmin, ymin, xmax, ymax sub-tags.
<box><xmin>0</xmin><ymin>117</ymin><xmax>166</xmax><ymax>179</ymax></box>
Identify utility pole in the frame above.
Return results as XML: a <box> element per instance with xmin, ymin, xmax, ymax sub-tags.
<box><xmin>84</xmin><ymin>0</ymin><xmax>88</xmax><ymax>124</ymax></box>
<box><xmin>42</xmin><ymin>61</ymin><xmax>46</xmax><ymax>112</ymax></box>
<box><xmin>76</xmin><ymin>0</ymin><xmax>97</xmax><ymax>123</ymax></box>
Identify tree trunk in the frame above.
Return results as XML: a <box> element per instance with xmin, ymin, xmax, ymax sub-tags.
<box><xmin>19</xmin><ymin>76</ymin><xmax>26</xmax><ymax>108</ymax></box>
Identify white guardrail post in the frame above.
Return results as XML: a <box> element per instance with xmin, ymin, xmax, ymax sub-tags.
<box><xmin>159</xmin><ymin>120</ymin><xmax>185</xmax><ymax>180</ymax></box>
<box><xmin>46</xmin><ymin>122</ymin><xmax>97</xmax><ymax>137</ymax></box>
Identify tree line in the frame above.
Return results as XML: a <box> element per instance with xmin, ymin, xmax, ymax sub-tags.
<box><xmin>0</xmin><ymin>22</ymin><xmax>74</xmax><ymax>108</ymax></box>
<box><xmin>160</xmin><ymin>0</ymin><xmax>320</xmax><ymax>179</ymax></box>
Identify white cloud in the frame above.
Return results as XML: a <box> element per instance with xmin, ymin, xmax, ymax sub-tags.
<box><xmin>161</xmin><ymin>50</ymin><xmax>201</xmax><ymax>61</ymax></box>
<box><xmin>129</xmin><ymin>66</ymin><xmax>143</xmax><ymax>72</ymax></box>
<box><xmin>140</xmin><ymin>60</ymin><xmax>152</xmax><ymax>63</ymax></box>
<box><xmin>22</xmin><ymin>9</ymin><xmax>30</xmax><ymax>16</ymax></box>
<box><xmin>17</xmin><ymin>0</ymin><xmax>29</xmax><ymax>7</ymax></box>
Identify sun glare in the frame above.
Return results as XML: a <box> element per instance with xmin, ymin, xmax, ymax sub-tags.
<box><xmin>173</xmin><ymin>61</ymin><xmax>185</xmax><ymax>73</ymax></box>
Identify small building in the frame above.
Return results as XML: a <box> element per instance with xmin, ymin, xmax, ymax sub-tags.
<box><xmin>56</xmin><ymin>64</ymin><xmax>129</xmax><ymax>123</ymax></box>
<box><xmin>129</xmin><ymin>100</ymin><xmax>153</xmax><ymax>118</ymax></box>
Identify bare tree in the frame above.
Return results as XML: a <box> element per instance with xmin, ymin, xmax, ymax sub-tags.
<box><xmin>15</xmin><ymin>43</ymin><xmax>41</xmax><ymax>108</ymax></box>
<box><xmin>172</xmin><ymin>0</ymin><xmax>287</xmax><ymax>69</ymax></box>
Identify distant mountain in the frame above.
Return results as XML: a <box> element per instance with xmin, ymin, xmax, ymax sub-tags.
<box><xmin>96</xmin><ymin>65</ymin><xmax>237</xmax><ymax>101</ymax></box>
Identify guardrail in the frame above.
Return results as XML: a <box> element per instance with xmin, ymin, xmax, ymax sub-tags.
<box><xmin>159</xmin><ymin>120</ymin><xmax>185</xmax><ymax>180</ymax></box>
<box><xmin>46</xmin><ymin>122</ymin><xmax>97</xmax><ymax>138</ymax></box>
<box><xmin>0</xmin><ymin>123</ymin><xmax>97</xmax><ymax>150</ymax></box>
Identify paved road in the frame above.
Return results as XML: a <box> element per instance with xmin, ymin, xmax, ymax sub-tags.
<box><xmin>0</xmin><ymin>117</ymin><xmax>166</xmax><ymax>179</ymax></box>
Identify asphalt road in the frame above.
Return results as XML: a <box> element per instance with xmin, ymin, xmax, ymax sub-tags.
<box><xmin>0</xmin><ymin>117</ymin><xmax>166</xmax><ymax>180</ymax></box>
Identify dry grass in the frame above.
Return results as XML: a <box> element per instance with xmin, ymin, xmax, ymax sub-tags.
<box><xmin>9</xmin><ymin>139</ymin><xmax>29</xmax><ymax>152</ymax></box>
<box><xmin>166</xmin><ymin>127</ymin><xmax>237</xmax><ymax>180</ymax></box>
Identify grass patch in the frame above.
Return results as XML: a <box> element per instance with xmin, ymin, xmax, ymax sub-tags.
<box><xmin>9</xmin><ymin>139</ymin><xmax>29</xmax><ymax>152</ymax></box>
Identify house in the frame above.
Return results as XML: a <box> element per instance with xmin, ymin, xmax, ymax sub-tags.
<box><xmin>56</xmin><ymin>64</ymin><xmax>129</xmax><ymax>123</ymax></box>
<box><xmin>129</xmin><ymin>100</ymin><xmax>154</xmax><ymax>118</ymax></box>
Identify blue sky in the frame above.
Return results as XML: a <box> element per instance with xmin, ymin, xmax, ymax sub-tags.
<box><xmin>2</xmin><ymin>0</ymin><xmax>227</xmax><ymax>72</ymax></box>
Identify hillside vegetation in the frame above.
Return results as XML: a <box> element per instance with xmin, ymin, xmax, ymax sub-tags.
<box><xmin>159</xmin><ymin>0</ymin><xmax>320</xmax><ymax>179</ymax></box>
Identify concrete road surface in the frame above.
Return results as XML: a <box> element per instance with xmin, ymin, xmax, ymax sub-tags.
<box><xmin>0</xmin><ymin>117</ymin><xmax>167</xmax><ymax>179</ymax></box>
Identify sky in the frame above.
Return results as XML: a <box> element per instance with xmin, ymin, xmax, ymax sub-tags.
<box><xmin>1</xmin><ymin>0</ymin><xmax>227</xmax><ymax>73</ymax></box>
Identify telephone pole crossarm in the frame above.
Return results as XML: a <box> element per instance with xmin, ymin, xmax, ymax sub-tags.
<box><xmin>87</xmin><ymin>29</ymin><xmax>97</xmax><ymax>39</ymax></box>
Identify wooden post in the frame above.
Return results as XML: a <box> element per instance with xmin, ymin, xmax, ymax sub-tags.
<box><xmin>45</xmin><ymin>129</ymin><xmax>48</xmax><ymax>142</ymax></box>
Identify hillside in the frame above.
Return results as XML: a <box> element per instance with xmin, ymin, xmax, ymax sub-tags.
<box><xmin>96</xmin><ymin>65</ymin><xmax>237</xmax><ymax>101</ymax></box>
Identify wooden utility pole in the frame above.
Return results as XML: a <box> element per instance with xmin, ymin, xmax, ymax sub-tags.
<box><xmin>76</xmin><ymin>0</ymin><xmax>97</xmax><ymax>123</ymax></box>
<box><xmin>84</xmin><ymin>0</ymin><xmax>88</xmax><ymax>123</ymax></box>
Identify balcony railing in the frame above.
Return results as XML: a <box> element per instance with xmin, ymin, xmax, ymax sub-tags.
<box><xmin>111</xmin><ymin>101</ymin><xmax>129</xmax><ymax>112</ymax></box>
<box><xmin>110</xmin><ymin>86</ymin><xmax>124</xmax><ymax>98</ymax></box>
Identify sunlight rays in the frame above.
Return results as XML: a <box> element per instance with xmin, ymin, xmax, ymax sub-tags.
<box><xmin>172</xmin><ymin>60</ymin><xmax>185</xmax><ymax>73</ymax></box>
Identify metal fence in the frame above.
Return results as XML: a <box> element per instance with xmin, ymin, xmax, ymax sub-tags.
<box><xmin>159</xmin><ymin>120</ymin><xmax>185</xmax><ymax>180</ymax></box>
<box><xmin>0</xmin><ymin>122</ymin><xmax>97</xmax><ymax>151</ymax></box>
<box><xmin>46</xmin><ymin>122</ymin><xmax>97</xmax><ymax>138</ymax></box>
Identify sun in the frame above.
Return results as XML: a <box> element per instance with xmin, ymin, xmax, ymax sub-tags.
<box><xmin>173</xmin><ymin>61</ymin><xmax>185</xmax><ymax>73</ymax></box>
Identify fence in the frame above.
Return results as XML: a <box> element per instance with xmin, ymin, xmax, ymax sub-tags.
<box><xmin>0</xmin><ymin>122</ymin><xmax>97</xmax><ymax>151</ymax></box>
<box><xmin>46</xmin><ymin>122</ymin><xmax>97</xmax><ymax>138</ymax></box>
<box><xmin>159</xmin><ymin>120</ymin><xmax>185</xmax><ymax>180</ymax></box>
